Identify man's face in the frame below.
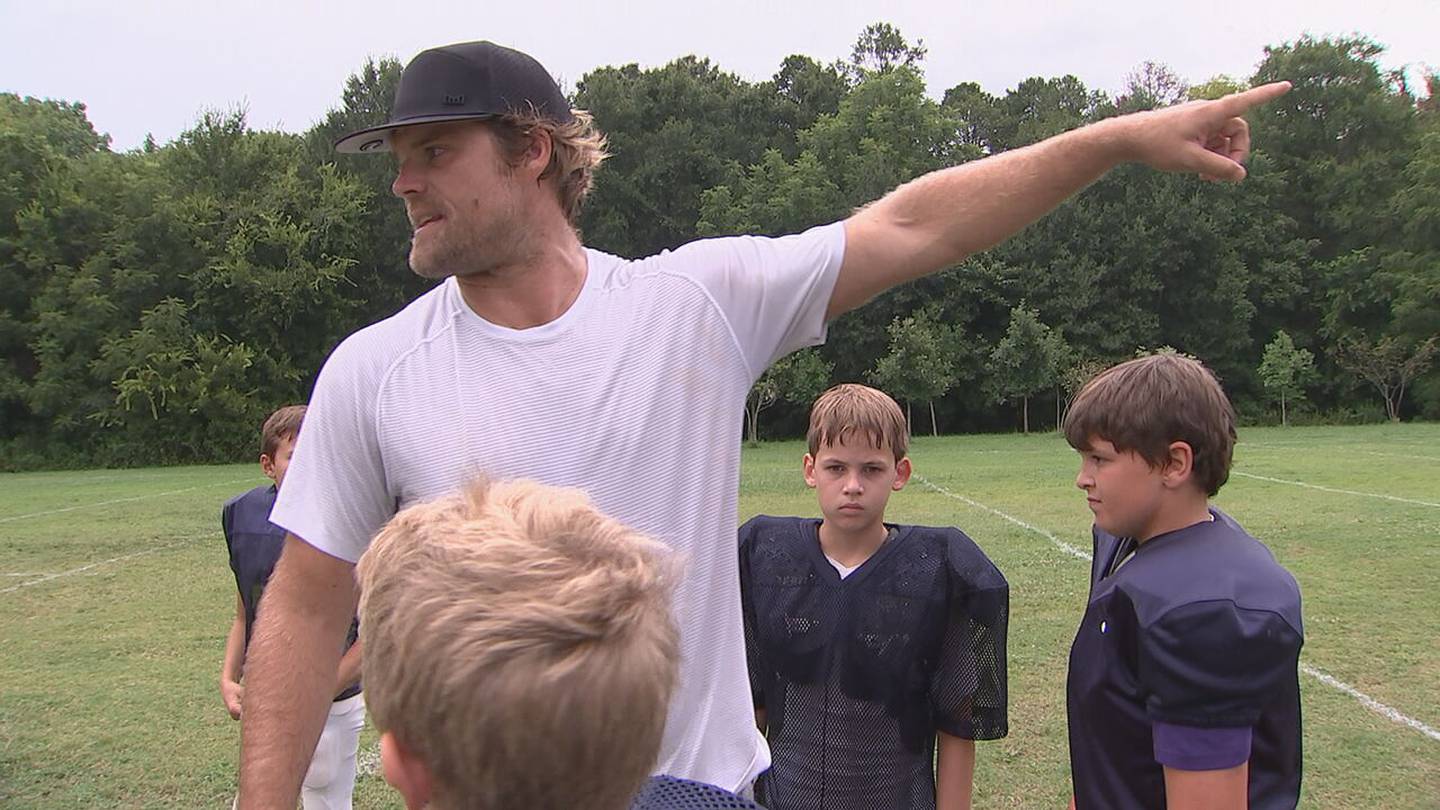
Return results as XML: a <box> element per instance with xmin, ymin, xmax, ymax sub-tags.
<box><xmin>1073</xmin><ymin>436</ymin><xmax>1167</xmax><ymax>540</ymax></box>
<box><xmin>389</xmin><ymin>121</ymin><xmax>531</xmax><ymax>279</ymax></box>
<box><xmin>260</xmin><ymin>434</ymin><xmax>295</xmax><ymax>491</ymax></box>
<box><xmin>803</xmin><ymin>433</ymin><xmax>910</xmax><ymax>534</ymax></box>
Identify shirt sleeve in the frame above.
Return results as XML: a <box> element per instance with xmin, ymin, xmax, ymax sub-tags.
<box><xmin>659</xmin><ymin>223</ymin><xmax>845</xmax><ymax>380</ymax></box>
<box><xmin>1152</xmin><ymin>722</ymin><xmax>1253</xmax><ymax>771</ymax></box>
<box><xmin>1138</xmin><ymin>599</ymin><xmax>1303</xmax><ymax>731</ymax></box>
<box><xmin>269</xmin><ymin>335</ymin><xmax>399</xmax><ymax>564</ymax></box>
<box><xmin>931</xmin><ymin>530</ymin><xmax>1010</xmax><ymax>740</ymax></box>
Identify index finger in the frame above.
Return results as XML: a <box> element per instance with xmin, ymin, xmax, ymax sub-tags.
<box><xmin>1216</xmin><ymin>81</ymin><xmax>1292</xmax><ymax>117</ymax></box>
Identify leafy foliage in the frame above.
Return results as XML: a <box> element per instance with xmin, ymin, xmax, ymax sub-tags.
<box><xmin>2</xmin><ymin>26</ymin><xmax>1436</xmax><ymax>466</ymax></box>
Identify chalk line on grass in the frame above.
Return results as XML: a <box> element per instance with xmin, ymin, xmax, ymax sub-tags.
<box><xmin>913</xmin><ymin>475</ymin><xmax>1092</xmax><ymax>561</ymax></box>
<box><xmin>913</xmin><ymin>474</ymin><xmax>1440</xmax><ymax>745</ymax></box>
<box><xmin>1231</xmin><ymin>471</ymin><xmax>1440</xmax><ymax>509</ymax></box>
<box><xmin>1241</xmin><ymin>443</ymin><xmax>1440</xmax><ymax>464</ymax></box>
<box><xmin>0</xmin><ymin>478</ymin><xmax>256</xmax><ymax>524</ymax></box>
<box><xmin>1299</xmin><ymin>664</ymin><xmax>1440</xmax><ymax>743</ymax></box>
<box><xmin>0</xmin><ymin>535</ymin><xmax>214</xmax><ymax>595</ymax></box>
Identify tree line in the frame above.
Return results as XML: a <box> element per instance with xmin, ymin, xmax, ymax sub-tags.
<box><xmin>1</xmin><ymin>24</ymin><xmax>1436</xmax><ymax>468</ymax></box>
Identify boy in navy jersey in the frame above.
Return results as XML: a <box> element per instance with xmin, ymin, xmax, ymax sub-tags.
<box><xmin>740</xmin><ymin>384</ymin><xmax>1008</xmax><ymax>810</ymax></box>
<box><xmin>1062</xmin><ymin>354</ymin><xmax>1304</xmax><ymax>810</ymax></box>
<box><xmin>219</xmin><ymin>405</ymin><xmax>364</xmax><ymax>809</ymax></box>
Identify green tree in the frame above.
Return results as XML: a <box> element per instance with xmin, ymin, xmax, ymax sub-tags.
<box><xmin>988</xmin><ymin>306</ymin><xmax>1066</xmax><ymax>433</ymax></box>
<box><xmin>1115</xmin><ymin>61</ymin><xmax>1189</xmax><ymax>112</ymax></box>
<box><xmin>305</xmin><ymin>57</ymin><xmax>428</xmax><ymax>323</ymax></box>
<box><xmin>1258</xmin><ymin>330</ymin><xmax>1316</xmax><ymax>425</ymax></box>
<box><xmin>576</xmin><ymin>56</ymin><xmax>793</xmax><ymax>256</ymax></box>
<box><xmin>1334</xmin><ymin>336</ymin><xmax>1439</xmax><ymax>422</ymax></box>
<box><xmin>745</xmin><ymin>347</ymin><xmax>832</xmax><ymax>445</ymax></box>
<box><xmin>868</xmin><ymin>309</ymin><xmax>957</xmax><ymax>435</ymax></box>
<box><xmin>844</xmin><ymin>22</ymin><xmax>928</xmax><ymax>81</ymax></box>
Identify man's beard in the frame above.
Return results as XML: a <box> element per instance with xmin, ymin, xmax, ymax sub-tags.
<box><xmin>407</xmin><ymin>208</ymin><xmax>528</xmax><ymax>280</ymax></box>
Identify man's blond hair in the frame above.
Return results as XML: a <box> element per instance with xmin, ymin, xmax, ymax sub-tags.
<box><xmin>357</xmin><ymin>478</ymin><xmax>678</xmax><ymax>810</ymax></box>
<box><xmin>807</xmin><ymin>383</ymin><xmax>910</xmax><ymax>462</ymax></box>
<box><xmin>488</xmin><ymin>107</ymin><xmax>609</xmax><ymax>225</ymax></box>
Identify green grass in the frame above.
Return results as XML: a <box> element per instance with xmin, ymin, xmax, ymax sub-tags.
<box><xmin>2</xmin><ymin>424</ymin><xmax>1436</xmax><ymax>808</ymax></box>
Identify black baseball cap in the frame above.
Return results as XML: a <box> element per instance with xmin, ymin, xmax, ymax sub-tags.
<box><xmin>334</xmin><ymin>41</ymin><xmax>573</xmax><ymax>154</ymax></box>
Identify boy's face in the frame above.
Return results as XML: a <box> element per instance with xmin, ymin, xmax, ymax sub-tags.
<box><xmin>803</xmin><ymin>432</ymin><xmax>910</xmax><ymax>534</ymax></box>
<box><xmin>260</xmin><ymin>434</ymin><xmax>296</xmax><ymax>490</ymax></box>
<box><xmin>1074</xmin><ymin>436</ymin><xmax>1169</xmax><ymax>540</ymax></box>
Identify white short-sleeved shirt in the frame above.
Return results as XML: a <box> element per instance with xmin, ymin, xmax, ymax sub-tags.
<box><xmin>272</xmin><ymin>222</ymin><xmax>845</xmax><ymax>791</ymax></box>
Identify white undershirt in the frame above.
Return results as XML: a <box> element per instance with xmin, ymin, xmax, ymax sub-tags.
<box><xmin>826</xmin><ymin>555</ymin><xmax>862</xmax><ymax>579</ymax></box>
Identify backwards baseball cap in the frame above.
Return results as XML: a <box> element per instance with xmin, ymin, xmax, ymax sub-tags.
<box><xmin>334</xmin><ymin>41</ymin><xmax>573</xmax><ymax>154</ymax></box>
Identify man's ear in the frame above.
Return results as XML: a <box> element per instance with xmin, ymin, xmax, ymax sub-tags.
<box><xmin>1162</xmin><ymin>441</ymin><xmax>1195</xmax><ymax>489</ymax></box>
<box><xmin>892</xmin><ymin>457</ymin><xmax>912</xmax><ymax>491</ymax></box>
<box><xmin>523</xmin><ymin>126</ymin><xmax>553</xmax><ymax>181</ymax></box>
<box><xmin>381</xmin><ymin>731</ymin><xmax>434</xmax><ymax>810</ymax></box>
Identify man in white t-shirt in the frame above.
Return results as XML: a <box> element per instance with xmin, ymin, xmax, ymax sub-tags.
<box><xmin>237</xmin><ymin>39</ymin><xmax>1290</xmax><ymax>808</ymax></box>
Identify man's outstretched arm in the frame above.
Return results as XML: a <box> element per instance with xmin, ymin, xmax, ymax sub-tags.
<box><xmin>237</xmin><ymin>534</ymin><xmax>357</xmax><ymax>809</ymax></box>
<box><xmin>828</xmin><ymin>82</ymin><xmax>1291</xmax><ymax>319</ymax></box>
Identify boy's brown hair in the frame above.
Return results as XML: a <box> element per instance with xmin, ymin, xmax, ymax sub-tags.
<box><xmin>357</xmin><ymin>478</ymin><xmax>679</xmax><ymax>810</ymax></box>
<box><xmin>1063</xmin><ymin>353</ymin><xmax>1237</xmax><ymax>496</ymax></box>
<box><xmin>807</xmin><ymin>383</ymin><xmax>910</xmax><ymax>462</ymax></box>
<box><xmin>259</xmin><ymin>405</ymin><xmax>305</xmax><ymax>458</ymax></box>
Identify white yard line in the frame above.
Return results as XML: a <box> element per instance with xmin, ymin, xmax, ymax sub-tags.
<box><xmin>1</xmin><ymin>572</ymin><xmax>54</xmax><ymax>577</ymax></box>
<box><xmin>914</xmin><ymin>475</ymin><xmax>1092</xmax><ymax>561</ymax></box>
<box><xmin>1299</xmin><ymin>664</ymin><xmax>1440</xmax><ymax>743</ymax></box>
<box><xmin>913</xmin><ymin>474</ymin><xmax>1440</xmax><ymax>744</ymax></box>
<box><xmin>0</xmin><ymin>478</ymin><xmax>257</xmax><ymax>523</ymax></box>
<box><xmin>1231</xmin><ymin>471</ymin><xmax>1440</xmax><ymax>509</ymax></box>
<box><xmin>0</xmin><ymin>535</ymin><xmax>212</xmax><ymax>595</ymax></box>
<box><xmin>1241</xmin><ymin>444</ymin><xmax>1440</xmax><ymax>464</ymax></box>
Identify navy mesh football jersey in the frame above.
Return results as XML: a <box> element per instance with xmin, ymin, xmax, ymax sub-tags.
<box><xmin>739</xmin><ymin>517</ymin><xmax>1009</xmax><ymax>810</ymax></box>
<box><xmin>1067</xmin><ymin>508</ymin><xmax>1303</xmax><ymax>810</ymax></box>
<box><xmin>630</xmin><ymin>775</ymin><xmax>763</xmax><ymax>809</ymax></box>
<box><xmin>222</xmin><ymin>484</ymin><xmax>360</xmax><ymax>701</ymax></box>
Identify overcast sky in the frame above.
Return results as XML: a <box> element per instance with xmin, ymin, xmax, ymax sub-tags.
<box><xmin>2</xmin><ymin>0</ymin><xmax>1435</xmax><ymax>151</ymax></box>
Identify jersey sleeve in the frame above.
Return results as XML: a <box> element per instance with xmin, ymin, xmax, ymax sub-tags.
<box><xmin>931</xmin><ymin>529</ymin><xmax>1010</xmax><ymax>740</ymax></box>
<box><xmin>269</xmin><ymin>335</ymin><xmax>399</xmax><ymax>564</ymax></box>
<box><xmin>1138</xmin><ymin>599</ymin><xmax>1303</xmax><ymax>733</ymax></box>
<box><xmin>660</xmin><ymin>223</ymin><xmax>845</xmax><ymax>380</ymax></box>
<box><xmin>220</xmin><ymin>498</ymin><xmax>240</xmax><ymax>577</ymax></box>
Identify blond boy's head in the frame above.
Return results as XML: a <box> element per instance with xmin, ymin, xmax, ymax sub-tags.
<box><xmin>357</xmin><ymin>479</ymin><xmax>679</xmax><ymax>810</ymax></box>
<box><xmin>806</xmin><ymin>383</ymin><xmax>909</xmax><ymax>462</ymax></box>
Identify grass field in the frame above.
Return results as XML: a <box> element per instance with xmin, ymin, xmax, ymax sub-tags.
<box><xmin>1</xmin><ymin>423</ymin><xmax>1436</xmax><ymax>808</ymax></box>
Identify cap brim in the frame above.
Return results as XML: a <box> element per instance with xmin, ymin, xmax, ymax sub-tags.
<box><xmin>332</xmin><ymin>113</ymin><xmax>499</xmax><ymax>154</ymax></box>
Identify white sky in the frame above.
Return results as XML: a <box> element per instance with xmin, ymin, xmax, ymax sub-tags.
<box><xmin>2</xmin><ymin>0</ymin><xmax>1435</xmax><ymax>151</ymax></box>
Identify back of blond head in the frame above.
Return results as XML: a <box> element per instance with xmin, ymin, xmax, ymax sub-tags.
<box><xmin>807</xmin><ymin>383</ymin><xmax>909</xmax><ymax>461</ymax></box>
<box><xmin>358</xmin><ymin>478</ymin><xmax>679</xmax><ymax>810</ymax></box>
